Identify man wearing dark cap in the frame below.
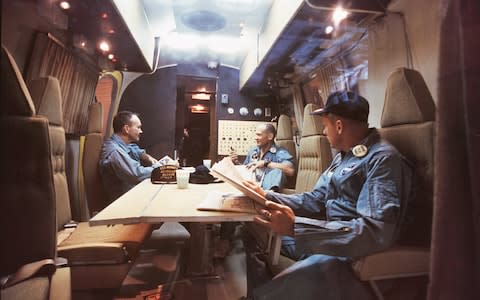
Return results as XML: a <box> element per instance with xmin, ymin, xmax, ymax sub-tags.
<box><xmin>241</xmin><ymin>91</ymin><xmax>414</xmax><ymax>300</ymax></box>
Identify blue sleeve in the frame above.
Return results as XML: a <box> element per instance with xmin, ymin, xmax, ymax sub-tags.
<box><xmin>266</xmin><ymin>171</ymin><xmax>330</xmax><ymax>218</ymax></box>
<box><xmin>292</xmin><ymin>154</ymin><xmax>413</xmax><ymax>258</ymax></box>
<box><xmin>106</xmin><ymin>148</ymin><xmax>153</xmax><ymax>185</ymax></box>
<box><xmin>274</xmin><ymin>148</ymin><xmax>294</xmax><ymax>167</ymax></box>
<box><xmin>128</xmin><ymin>144</ymin><xmax>145</xmax><ymax>161</ymax></box>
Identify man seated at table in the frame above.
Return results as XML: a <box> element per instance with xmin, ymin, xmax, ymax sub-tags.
<box><xmin>99</xmin><ymin>111</ymin><xmax>159</xmax><ymax>201</ymax></box>
<box><xmin>230</xmin><ymin>123</ymin><xmax>295</xmax><ymax>192</ymax></box>
<box><xmin>216</xmin><ymin>124</ymin><xmax>296</xmax><ymax>258</ymax></box>
<box><xmin>241</xmin><ymin>91</ymin><xmax>414</xmax><ymax>300</ymax></box>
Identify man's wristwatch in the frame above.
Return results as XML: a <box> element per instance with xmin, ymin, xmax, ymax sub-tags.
<box><xmin>264</xmin><ymin>160</ymin><xmax>271</xmax><ymax>168</ymax></box>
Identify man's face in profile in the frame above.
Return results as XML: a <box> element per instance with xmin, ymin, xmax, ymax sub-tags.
<box><xmin>126</xmin><ymin>115</ymin><xmax>143</xmax><ymax>143</ymax></box>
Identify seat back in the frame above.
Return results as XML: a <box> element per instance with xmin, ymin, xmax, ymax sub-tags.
<box><xmin>276</xmin><ymin>114</ymin><xmax>296</xmax><ymax>160</ymax></box>
<box><xmin>275</xmin><ymin>114</ymin><xmax>297</xmax><ymax>188</ymax></box>
<box><xmin>295</xmin><ymin>104</ymin><xmax>332</xmax><ymax>192</ymax></box>
<box><xmin>29</xmin><ymin>76</ymin><xmax>72</xmax><ymax>229</ymax></box>
<box><xmin>83</xmin><ymin>102</ymin><xmax>110</xmax><ymax>216</ymax></box>
<box><xmin>379</xmin><ymin>67</ymin><xmax>436</xmax><ymax>247</ymax></box>
<box><xmin>0</xmin><ymin>46</ymin><xmax>57</xmax><ymax>295</ymax></box>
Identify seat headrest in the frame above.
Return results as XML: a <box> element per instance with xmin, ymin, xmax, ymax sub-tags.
<box><xmin>302</xmin><ymin>103</ymin><xmax>324</xmax><ymax>137</ymax></box>
<box><xmin>1</xmin><ymin>45</ymin><xmax>36</xmax><ymax>116</ymax></box>
<box><xmin>381</xmin><ymin>68</ymin><xmax>436</xmax><ymax>127</ymax></box>
<box><xmin>29</xmin><ymin>76</ymin><xmax>64</xmax><ymax>126</ymax></box>
<box><xmin>87</xmin><ymin>102</ymin><xmax>103</xmax><ymax>134</ymax></box>
<box><xmin>276</xmin><ymin>114</ymin><xmax>293</xmax><ymax>140</ymax></box>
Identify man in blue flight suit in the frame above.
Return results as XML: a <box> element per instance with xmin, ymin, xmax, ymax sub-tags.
<box><xmin>242</xmin><ymin>91</ymin><xmax>414</xmax><ymax>300</ymax></box>
<box><xmin>99</xmin><ymin>111</ymin><xmax>159</xmax><ymax>201</ymax></box>
<box><xmin>231</xmin><ymin>123</ymin><xmax>295</xmax><ymax>191</ymax></box>
<box><xmin>218</xmin><ymin>123</ymin><xmax>295</xmax><ymax>258</ymax></box>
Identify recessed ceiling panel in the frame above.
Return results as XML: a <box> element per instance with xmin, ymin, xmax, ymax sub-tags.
<box><xmin>181</xmin><ymin>10</ymin><xmax>226</xmax><ymax>32</ymax></box>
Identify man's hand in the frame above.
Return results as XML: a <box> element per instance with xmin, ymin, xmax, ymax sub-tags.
<box><xmin>141</xmin><ymin>153</ymin><xmax>158</xmax><ymax>166</ymax></box>
<box><xmin>229</xmin><ymin>149</ymin><xmax>240</xmax><ymax>165</ymax></box>
<box><xmin>246</xmin><ymin>160</ymin><xmax>268</xmax><ymax>171</ymax></box>
<box><xmin>243</xmin><ymin>180</ymin><xmax>267</xmax><ymax>198</ymax></box>
<box><xmin>254</xmin><ymin>201</ymin><xmax>295</xmax><ymax>237</ymax></box>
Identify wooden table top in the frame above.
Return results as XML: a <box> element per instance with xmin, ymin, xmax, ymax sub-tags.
<box><xmin>89</xmin><ymin>179</ymin><xmax>257</xmax><ymax>226</ymax></box>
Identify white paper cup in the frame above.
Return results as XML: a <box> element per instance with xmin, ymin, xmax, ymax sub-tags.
<box><xmin>203</xmin><ymin>159</ymin><xmax>212</xmax><ymax>169</ymax></box>
<box><xmin>176</xmin><ymin>169</ymin><xmax>190</xmax><ymax>189</ymax></box>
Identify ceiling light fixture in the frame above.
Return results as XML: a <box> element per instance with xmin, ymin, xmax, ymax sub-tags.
<box><xmin>191</xmin><ymin>104</ymin><xmax>208</xmax><ymax>113</ymax></box>
<box><xmin>59</xmin><ymin>1</ymin><xmax>70</xmax><ymax>10</ymax></box>
<box><xmin>192</xmin><ymin>93</ymin><xmax>211</xmax><ymax>101</ymax></box>
<box><xmin>108</xmin><ymin>54</ymin><xmax>114</xmax><ymax>60</ymax></box>
<box><xmin>325</xmin><ymin>25</ymin><xmax>334</xmax><ymax>34</ymax></box>
<box><xmin>332</xmin><ymin>6</ymin><xmax>349</xmax><ymax>27</ymax></box>
<box><xmin>99</xmin><ymin>41</ymin><xmax>110</xmax><ymax>52</ymax></box>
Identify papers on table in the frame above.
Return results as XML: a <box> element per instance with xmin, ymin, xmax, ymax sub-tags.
<box><xmin>197</xmin><ymin>191</ymin><xmax>259</xmax><ymax>214</ymax></box>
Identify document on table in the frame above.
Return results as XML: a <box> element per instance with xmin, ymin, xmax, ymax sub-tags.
<box><xmin>197</xmin><ymin>191</ymin><xmax>259</xmax><ymax>214</ymax></box>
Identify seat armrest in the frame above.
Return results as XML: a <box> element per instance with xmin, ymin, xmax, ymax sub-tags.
<box><xmin>0</xmin><ymin>259</ymin><xmax>56</xmax><ymax>288</ymax></box>
<box><xmin>58</xmin><ymin>242</ymin><xmax>129</xmax><ymax>265</ymax></box>
<box><xmin>280</xmin><ymin>188</ymin><xmax>296</xmax><ymax>195</ymax></box>
<box><xmin>352</xmin><ymin>246</ymin><xmax>430</xmax><ymax>280</ymax></box>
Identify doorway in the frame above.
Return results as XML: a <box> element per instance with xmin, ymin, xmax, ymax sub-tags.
<box><xmin>176</xmin><ymin>75</ymin><xmax>216</xmax><ymax>167</ymax></box>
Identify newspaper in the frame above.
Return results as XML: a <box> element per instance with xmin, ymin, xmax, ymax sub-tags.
<box><xmin>209</xmin><ymin>157</ymin><xmax>267</xmax><ymax>206</ymax></box>
<box><xmin>197</xmin><ymin>191</ymin><xmax>259</xmax><ymax>213</ymax></box>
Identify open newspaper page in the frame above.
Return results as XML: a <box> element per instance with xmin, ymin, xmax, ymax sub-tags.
<box><xmin>209</xmin><ymin>157</ymin><xmax>267</xmax><ymax>206</ymax></box>
<box><xmin>197</xmin><ymin>191</ymin><xmax>259</xmax><ymax>213</ymax></box>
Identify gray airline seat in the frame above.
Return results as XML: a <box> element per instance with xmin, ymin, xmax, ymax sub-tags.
<box><xmin>0</xmin><ymin>45</ymin><xmax>71</xmax><ymax>300</ymax></box>
<box><xmin>275</xmin><ymin>114</ymin><xmax>297</xmax><ymax>189</ymax></box>
<box><xmin>283</xmin><ymin>103</ymin><xmax>332</xmax><ymax>193</ymax></box>
<box><xmin>29</xmin><ymin>76</ymin><xmax>153</xmax><ymax>291</ymax></box>
<box><xmin>352</xmin><ymin>67</ymin><xmax>435</xmax><ymax>299</ymax></box>
<box><xmin>83</xmin><ymin>102</ymin><xmax>110</xmax><ymax>216</ymax></box>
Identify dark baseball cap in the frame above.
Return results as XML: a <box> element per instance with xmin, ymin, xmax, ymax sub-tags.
<box><xmin>311</xmin><ymin>91</ymin><xmax>369</xmax><ymax>123</ymax></box>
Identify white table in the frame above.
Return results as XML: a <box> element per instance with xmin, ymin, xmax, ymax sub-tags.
<box><xmin>90</xmin><ymin>179</ymin><xmax>258</xmax><ymax>275</ymax></box>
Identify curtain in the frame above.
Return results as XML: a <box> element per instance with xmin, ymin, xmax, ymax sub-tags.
<box><xmin>290</xmin><ymin>84</ymin><xmax>304</xmax><ymax>134</ymax></box>
<box><xmin>26</xmin><ymin>33</ymin><xmax>99</xmax><ymax>134</ymax></box>
<box><xmin>301</xmin><ymin>61</ymin><xmax>346</xmax><ymax>108</ymax></box>
<box><xmin>428</xmin><ymin>0</ymin><xmax>480</xmax><ymax>298</ymax></box>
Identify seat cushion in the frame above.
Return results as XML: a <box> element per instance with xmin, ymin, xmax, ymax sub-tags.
<box><xmin>58</xmin><ymin>222</ymin><xmax>152</xmax><ymax>263</ymax></box>
<box><xmin>352</xmin><ymin>246</ymin><xmax>430</xmax><ymax>280</ymax></box>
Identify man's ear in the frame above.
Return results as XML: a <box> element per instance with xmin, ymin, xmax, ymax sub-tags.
<box><xmin>266</xmin><ymin>131</ymin><xmax>275</xmax><ymax>141</ymax></box>
<box><xmin>335</xmin><ymin>119</ymin><xmax>343</xmax><ymax>134</ymax></box>
<box><xmin>122</xmin><ymin>124</ymin><xmax>130</xmax><ymax>135</ymax></box>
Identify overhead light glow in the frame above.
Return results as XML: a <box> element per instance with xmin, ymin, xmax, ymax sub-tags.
<box><xmin>59</xmin><ymin>1</ymin><xmax>70</xmax><ymax>10</ymax></box>
<box><xmin>99</xmin><ymin>41</ymin><xmax>110</xmax><ymax>52</ymax></box>
<box><xmin>108</xmin><ymin>54</ymin><xmax>114</xmax><ymax>60</ymax></box>
<box><xmin>207</xmin><ymin>36</ymin><xmax>246</xmax><ymax>53</ymax></box>
<box><xmin>192</xmin><ymin>93</ymin><xmax>210</xmax><ymax>101</ymax></box>
<box><xmin>164</xmin><ymin>32</ymin><xmax>201</xmax><ymax>50</ymax></box>
<box><xmin>332</xmin><ymin>6</ymin><xmax>349</xmax><ymax>27</ymax></box>
<box><xmin>325</xmin><ymin>25</ymin><xmax>334</xmax><ymax>34</ymax></box>
<box><xmin>191</xmin><ymin>104</ymin><xmax>208</xmax><ymax>113</ymax></box>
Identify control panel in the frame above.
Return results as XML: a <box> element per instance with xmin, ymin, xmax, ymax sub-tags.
<box><xmin>217</xmin><ymin>120</ymin><xmax>276</xmax><ymax>155</ymax></box>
